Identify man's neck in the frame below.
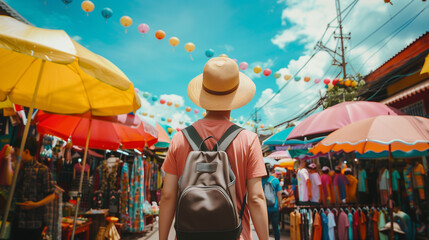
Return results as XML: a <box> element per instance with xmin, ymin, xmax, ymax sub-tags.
<box><xmin>203</xmin><ymin>110</ymin><xmax>231</xmax><ymax>121</ymax></box>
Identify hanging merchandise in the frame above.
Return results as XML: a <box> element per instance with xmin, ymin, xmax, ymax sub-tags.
<box><xmin>101</xmin><ymin>7</ymin><xmax>113</xmax><ymax>22</ymax></box>
<box><xmin>126</xmin><ymin>157</ymin><xmax>145</xmax><ymax>232</ymax></box>
<box><xmin>184</xmin><ymin>42</ymin><xmax>195</xmax><ymax>60</ymax></box>
<box><xmin>138</xmin><ymin>23</ymin><xmax>150</xmax><ymax>36</ymax></box>
<box><xmin>155</xmin><ymin>30</ymin><xmax>166</xmax><ymax>41</ymax></box>
<box><xmin>120</xmin><ymin>163</ymin><xmax>130</xmax><ymax>228</ymax></box>
<box><xmin>120</xmin><ymin>16</ymin><xmax>133</xmax><ymax>33</ymax></box>
<box><xmin>205</xmin><ymin>49</ymin><xmax>215</xmax><ymax>58</ymax></box>
<box><xmin>81</xmin><ymin>1</ymin><xmax>95</xmax><ymax>16</ymax></box>
<box><xmin>169</xmin><ymin>37</ymin><xmax>180</xmax><ymax>51</ymax></box>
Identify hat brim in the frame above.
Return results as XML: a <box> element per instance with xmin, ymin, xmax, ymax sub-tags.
<box><xmin>188</xmin><ymin>72</ymin><xmax>256</xmax><ymax>111</ymax></box>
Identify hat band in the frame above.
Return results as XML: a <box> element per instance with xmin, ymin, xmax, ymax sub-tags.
<box><xmin>203</xmin><ymin>83</ymin><xmax>239</xmax><ymax>96</ymax></box>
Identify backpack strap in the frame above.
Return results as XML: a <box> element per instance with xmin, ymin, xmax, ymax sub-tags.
<box><xmin>214</xmin><ymin>124</ymin><xmax>243</xmax><ymax>152</ymax></box>
<box><xmin>239</xmin><ymin>193</ymin><xmax>247</xmax><ymax>219</ymax></box>
<box><xmin>182</xmin><ymin>125</ymin><xmax>209</xmax><ymax>151</ymax></box>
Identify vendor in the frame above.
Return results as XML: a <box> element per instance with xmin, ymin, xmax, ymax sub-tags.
<box><xmin>11</xmin><ymin>136</ymin><xmax>55</xmax><ymax>240</ymax></box>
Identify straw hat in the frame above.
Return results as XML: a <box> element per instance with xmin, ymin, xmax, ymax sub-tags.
<box><xmin>188</xmin><ymin>57</ymin><xmax>256</xmax><ymax>110</ymax></box>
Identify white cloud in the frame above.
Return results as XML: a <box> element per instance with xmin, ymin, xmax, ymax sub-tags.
<box><xmin>72</xmin><ymin>35</ymin><xmax>82</xmax><ymax>42</ymax></box>
<box><xmin>136</xmin><ymin>91</ymin><xmax>197</xmax><ymax>129</ymax></box>
<box><xmin>223</xmin><ymin>44</ymin><xmax>234</xmax><ymax>52</ymax></box>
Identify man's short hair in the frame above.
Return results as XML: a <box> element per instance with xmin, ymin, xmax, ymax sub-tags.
<box><xmin>14</xmin><ymin>136</ymin><xmax>38</xmax><ymax>156</ymax></box>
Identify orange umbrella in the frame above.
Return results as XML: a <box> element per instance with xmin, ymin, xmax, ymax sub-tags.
<box><xmin>310</xmin><ymin>115</ymin><xmax>429</xmax><ymax>238</ymax></box>
<box><xmin>274</xmin><ymin>158</ymin><xmax>296</xmax><ymax>170</ymax></box>
<box><xmin>310</xmin><ymin>115</ymin><xmax>429</xmax><ymax>155</ymax></box>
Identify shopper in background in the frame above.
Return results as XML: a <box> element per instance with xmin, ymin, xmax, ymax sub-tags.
<box><xmin>344</xmin><ymin>168</ymin><xmax>358</xmax><ymax>203</ymax></box>
<box><xmin>321</xmin><ymin>166</ymin><xmax>333</xmax><ymax>205</ymax></box>
<box><xmin>297</xmin><ymin>161</ymin><xmax>311</xmax><ymax>205</ymax></box>
<box><xmin>308</xmin><ymin>163</ymin><xmax>322</xmax><ymax>204</ymax></box>
<box><xmin>333</xmin><ymin>166</ymin><xmax>349</xmax><ymax>204</ymax></box>
<box><xmin>262</xmin><ymin>164</ymin><xmax>282</xmax><ymax>240</ymax></box>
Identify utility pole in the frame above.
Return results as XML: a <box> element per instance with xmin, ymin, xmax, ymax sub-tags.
<box><xmin>316</xmin><ymin>0</ymin><xmax>350</xmax><ymax>79</ymax></box>
<box><xmin>252</xmin><ymin>109</ymin><xmax>261</xmax><ymax>134</ymax></box>
<box><xmin>335</xmin><ymin>0</ymin><xmax>348</xmax><ymax>79</ymax></box>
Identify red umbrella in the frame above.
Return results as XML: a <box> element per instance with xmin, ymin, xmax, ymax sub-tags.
<box><xmin>287</xmin><ymin>101</ymin><xmax>403</xmax><ymax>140</ymax></box>
<box><xmin>34</xmin><ymin>110</ymin><xmax>158</xmax><ymax>150</ymax></box>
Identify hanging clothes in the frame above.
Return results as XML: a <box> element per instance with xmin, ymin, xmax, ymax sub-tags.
<box><xmin>45</xmin><ymin>184</ymin><xmax>63</xmax><ymax>240</ymax></box>
<box><xmin>327</xmin><ymin>210</ymin><xmax>336</xmax><ymax>240</ymax></box>
<box><xmin>359</xmin><ymin>209</ymin><xmax>367</xmax><ymax>240</ymax></box>
<box><xmin>321</xmin><ymin>211</ymin><xmax>329</xmax><ymax>240</ymax></box>
<box><xmin>337</xmin><ymin>210</ymin><xmax>349</xmax><ymax>240</ymax></box>
<box><xmin>312</xmin><ymin>211</ymin><xmax>322</xmax><ymax>240</ymax></box>
<box><xmin>127</xmin><ymin>156</ymin><xmax>145</xmax><ymax>232</ymax></box>
<box><xmin>403</xmin><ymin>164</ymin><xmax>414</xmax><ymax>208</ymax></box>
<box><xmin>120</xmin><ymin>163</ymin><xmax>130</xmax><ymax>228</ymax></box>
<box><xmin>378</xmin><ymin>210</ymin><xmax>387</xmax><ymax>240</ymax></box>
<box><xmin>347</xmin><ymin>211</ymin><xmax>353</xmax><ymax>240</ymax></box>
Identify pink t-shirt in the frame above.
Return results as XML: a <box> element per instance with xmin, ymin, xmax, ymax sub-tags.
<box><xmin>321</xmin><ymin>174</ymin><xmax>332</xmax><ymax>201</ymax></box>
<box><xmin>162</xmin><ymin>119</ymin><xmax>266</xmax><ymax>240</ymax></box>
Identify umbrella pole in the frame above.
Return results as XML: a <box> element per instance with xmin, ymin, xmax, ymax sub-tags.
<box><xmin>388</xmin><ymin>144</ymin><xmax>394</xmax><ymax>239</ymax></box>
<box><xmin>71</xmin><ymin>118</ymin><xmax>92</xmax><ymax>240</ymax></box>
<box><xmin>0</xmin><ymin>60</ymin><xmax>45</xmax><ymax>237</ymax></box>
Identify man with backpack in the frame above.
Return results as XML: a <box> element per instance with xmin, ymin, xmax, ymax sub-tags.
<box><xmin>262</xmin><ymin>164</ymin><xmax>282</xmax><ymax>240</ymax></box>
<box><xmin>159</xmin><ymin>57</ymin><xmax>269</xmax><ymax>240</ymax></box>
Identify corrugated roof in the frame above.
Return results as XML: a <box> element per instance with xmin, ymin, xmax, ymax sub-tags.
<box><xmin>381</xmin><ymin>79</ymin><xmax>429</xmax><ymax>105</ymax></box>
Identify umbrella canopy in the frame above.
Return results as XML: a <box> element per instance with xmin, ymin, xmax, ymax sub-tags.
<box><xmin>310</xmin><ymin>115</ymin><xmax>429</xmax><ymax>155</ymax></box>
<box><xmin>0</xmin><ymin>16</ymin><xmax>140</xmax><ymax>115</ymax></box>
<box><xmin>264</xmin><ymin>157</ymin><xmax>278</xmax><ymax>166</ymax></box>
<box><xmin>263</xmin><ymin>126</ymin><xmax>324</xmax><ymax>146</ymax></box>
<box><xmin>274</xmin><ymin>158</ymin><xmax>296</xmax><ymax>170</ymax></box>
<box><xmin>266</xmin><ymin>150</ymin><xmax>292</xmax><ymax>160</ymax></box>
<box><xmin>34</xmin><ymin>111</ymin><xmax>158</xmax><ymax>150</ymax></box>
<box><xmin>154</xmin><ymin>123</ymin><xmax>177</xmax><ymax>148</ymax></box>
<box><xmin>287</xmin><ymin>101</ymin><xmax>403</xmax><ymax>140</ymax></box>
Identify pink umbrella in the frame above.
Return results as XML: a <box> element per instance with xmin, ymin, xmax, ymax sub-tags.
<box><xmin>266</xmin><ymin>150</ymin><xmax>292</xmax><ymax>160</ymax></box>
<box><xmin>287</xmin><ymin>101</ymin><xmax>403</xmax><ymax>140</ymax></box>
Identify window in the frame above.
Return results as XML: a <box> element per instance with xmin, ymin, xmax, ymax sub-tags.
<box><xmin>401</xmin><ymin>101</ymin><xmax>426</xmax><ymax>117</ymax></box>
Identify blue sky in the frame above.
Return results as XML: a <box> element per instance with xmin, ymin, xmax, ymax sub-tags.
<box><xmin>6</xmin><ymin>0</ymin><xmax>428</xmax><ymax>131</ymax></box>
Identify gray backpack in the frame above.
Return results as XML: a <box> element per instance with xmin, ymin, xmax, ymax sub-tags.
<box><xmin>263</xmin><ymin>177</ymin><xmax>276</xmax><ymax>207</ymax></box>
<box><xmin>175</xmin><ymin>124</ymin><xmax>246</xmax><ymax>240</ymax></box>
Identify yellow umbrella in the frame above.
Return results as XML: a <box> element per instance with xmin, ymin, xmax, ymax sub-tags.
<box><xmin>421</xmin><ymin>53</ymin><xmax>429</xmax><ymax>75</ymax></box>
<box><xmin>274</xmin><ymin>158</ymin><xmax>296</xmax><ymax>170</ymax></box>
<box><xmin>0</xmin><ymin>16</ymin><xmax>141</xmax><ymax>238</ymax></box>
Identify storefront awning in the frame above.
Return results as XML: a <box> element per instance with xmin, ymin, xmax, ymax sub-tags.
<box><xmin>381</xmin><ymin>79</ymin><xmax>429</xmax><ymax>105</ymax></box>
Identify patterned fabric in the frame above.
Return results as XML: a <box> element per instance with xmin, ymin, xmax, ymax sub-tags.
<box><xmin>127</xmin><ymin>157</ymin><xmax>145</xmax><ymax>232</ymax></box>
<box><xmin>403</xmin><ymin>164</ymin><xmax>414</xmax><ymax>207</ymax></box>
<box><xmin>45</xmin><ymin>184</ymin><xmax>63</xmax><ymax>240</ymax></box>
<box><xmin>120</xmin><ymin>163</ymin><xmax>130</xmax><ymax>228</ymax></box>
<box><xmin>15</xmin><ymin>159</ymin><xmax>55</xmax><ymax>229</ymax></box>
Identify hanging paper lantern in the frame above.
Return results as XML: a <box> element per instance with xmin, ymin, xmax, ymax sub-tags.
<box><xmin>314</xmin><ymin>78</ymin><xmax>321</xmax><ymax>84</ymax></box>
<box><xmin>167</xmin><ymin>118</ymin><xmax>172</xmax><ymax>123</ymax></box>
<box><xmin>194</xmin><ymin>109</ymin><xmax>199</xmax><ymax>114</ymax></box>
<box><xmin>328</xmin><ymin>83</ymin><xmax>334</xmax><ymax>90</ymax></box>
<box><xmin>338</xmin><ymin>79</ymin><xmax>344</xmax><ymax>85</ymax></box>
<box><xmin>167</xmin><ymin>101</ymin><xmax>173</xmax><ymax>106</ymax></box>
<box><xmin>161</xmin><ymin>117</ymin><xmax>166</xmax><ymax>122</ymax></box>
<box><xmin>202</xmin><ymin>112</ymin><xmax>207</xmax><ymax>117</ymax></box>
<box><xmin>185</xmin><ymin>107</ymin><xmax>191</xmax><ymax>112</ymax></box>
<box><xmin>284</xmin><ymin>74</ymin><xmax>291</xmax><ymax>80</ymax></box>
<box><xmin>263</xmin><ymin>69</ymin><xmax>272</xmax><ymax>77</ymax></box>
<box><xmin>332</xmin><ymin>78</ymin><xmax>339</xmax><ymax>86</ymax></box>
<box><xmin>81</xmin><ymin>1</ymin><xmax>94</xmax><ymax>16</ymax></box>
<box><xmin>185</xmin><ymin>42</ymin><xmax>196</xmax><ymax>60</ymax></box>
<box><xmin>323</xmin><ymin>78</ymin><xmax>330</xmax><ymax>85</ymax></box>
<box><xmin>138</xmin><ymin>23</ymin><xmax>149</xmax><ymax>36</ymax></box>
<box><xmin>246</xmin><ymin>122</ymin><xmax>250</xmax><ymax>125</ymax></box>
<box><xmin>344</xmin><ymin>79</ymin><xmax>352</xmax><ymax>87</ymax></box>
<box><xmin>169</xmin><ymin>37</ymin><xmax>180</xmax><ymax>51</ymax></box>
<box><xmin>101</xmin><ymin>8</ymin><xmax>113</xmax><ymax>22</ymax></box>
<box><xmin>160</xmin><ymin>99</ymin><xmax>166</xmax><ymax>104</ymax></box>
<box><xmin>179</xmin><ymin>121</ymin><xmax>184</xmax><ymax>124</ymax></box>
<box><xmin>155</xmin><ymin>30</ymin><xmax>166</xmax><ymax>40</ymax></box>
<box><xmin>142</xmin><ymin>112</ymin><xmax>148</xmax><ymax>116</ymax></box>
<box><xmin>239</xmin><ymin>62</ymin><xmax>249</xmax><ymax>70</ymax></box>
<box><xmin>304</xmin><ymin>76</ymin><xmax>311</xmax><ymax>82</ymax></box>
<box><xmin>232</xmin><ymin>59</ymin><xmax>237</xmax><ymax>63</ymax></box>
<box><xmin>151</xmin><ymin>96</ymin><xmax>158</xmax><ymax>102</ymax></box>
<box><xmin>176</xmin><ymin>128</ymin><xmax>182</xmax><ymax>132</ymax></box>
<box><xmin>120</xmin><ymin>16</ymin><xmax>133</xmax><ymax>33</ymax></box>
<box><xmin>253</xmin><ymin>66</ymin><xmax>262</xmax><ymax>74</ymax></box>
<box><xmin>260</xmin><ymin>124</ymin><xmax>265</xmax><ymax>129</ymax></box>
<box><xmin>142</xmin><ymin>92</ymin><xmax>149</xmax><ymax>98</ymax></box>
<box><xmin>351</xmin><ymin>81</ymin><xmax>357</xmax><ymax>87</ymax></box>
<box><xmin>62</xmin><ymin>0</ymin><xmax>72</xmax><ymax>6</ymax></box>
<box><xmin>219</xmin><ymin>54</ymin><xmax>228</xmax><ymax>58</ymax></box>
<box><xmin>251</xmin><ymin>124</ymin><xmax>254</xmax><ymax>127</ymax></box>
<box><xmin>324</xmin><ymin>85</ymin><xmax>329</xmax><ymax>89</ymax></box>
<box><xmin>205</xmin><ymin>49</ymin><xmax>215</xmax><ymax>58</ymax></box>
<box><xmin>294</xmin><ymin>76</ymin><xmax>301</xmax><ymax>81</ymax></box>
<box><xmin>174</xmin><ymin>103</ymin><xmax>180</xmax><ymax>108</ymax></box>
<box><xmin>149</xmin><ymin>114</ymin><xmax>154</xmax><ymax>118</ymax></box>
<box><xmin>167</xmin><ymin>127</ymin><xmax>174</xmax><ymax>134</ymax></box>
<box><xmin>273</xmin><ymin>72</ymin><xmax>281</xmax><ymax>79</ymax></box>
